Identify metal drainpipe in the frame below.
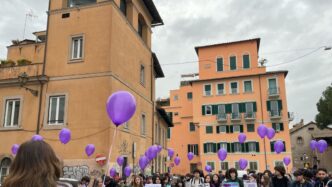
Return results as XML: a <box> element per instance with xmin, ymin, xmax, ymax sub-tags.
<box><xmin>259</xmin><ymin>74</ymin><xmax>268</xmax><ymax>170</ymax></box>
<box><xmin>151</xmin><ymin>54</ymin><xmax>155</xmax><ymax>173</ymax></box>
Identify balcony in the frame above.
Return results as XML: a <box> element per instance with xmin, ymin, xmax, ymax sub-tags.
<box><xmin>269</xmin><ymin>110</ymin><xmax>282</xmax><ymax>120</ymax></box>
<box><xmin>244</xmin><ymin>112</ymin><xmax>256</xmax><ymax>121</ymax></box>
<box><xmin>231</xmin><ymin>112</ymin><xmax>241</xmax><ymax>121</ymax></box>
<box><xmin>268</xmin><ymin>87</ymin><xmax>280</xmax><ymax>98</ymax></box>
<box><xmin>216</xmin><ymin>113</ymin><xmax>227</xmax><ymax>122</ymax></box>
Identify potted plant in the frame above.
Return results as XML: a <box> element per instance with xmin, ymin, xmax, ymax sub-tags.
<box><xmin>0</xmin><ymin>60</ymin><xmax>16</xmax><ymax>68</ymax></box>
<box><xmin>17</xmin><ymin>59</ymin><xmax>32</xmax><ymax>66</ymax></box>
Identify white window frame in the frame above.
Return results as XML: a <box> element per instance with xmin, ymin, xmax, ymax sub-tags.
<box><xmin>249</xmin><ymin>161</ymin><xmax>259</xmax><ymax>171</ymax></box>
<box><xmin>47</xmin><ymin>95</ymin><xmax>66</xmax><ymax>125</ymax></box>
<box><xmin>229</xmin><ymin>81</ymin><xmax>239</xmax><ymax>94</ymax></box>
<box><xmin>220</xmin><ymin>161</ymin><xmax>229</xmax><ymax>171</ymax></box>
<box><xmin>233</xmin><ymin>125</ymin><xmax>241</xmax><ymax>133</ymax></box>
<box><xmin>242</xmin><ymin>53</ymin><xmax>251</xmax><ymax>69</ymax></box>
<box><xmin>70</xmin><ymin>35</ymin><xmax>84</xmax><ymax>60</ymax></box>
<box><xmin>229</xmin><ymin>55</ymin><xmax>237</xmax><ymax>71</ymax></box>
<box><xmin>205</xmin><ymin>105</ymin><xmax>212</xmax><ymax>115</ymax></box>
<box><xmin>233</xmin><ymin>142</ymin><xmax>242</xmax><ymax>152</ymax></box>
<box><xmin>44</xmin><ymin>93</ymin><xmax>68</xmax><ymax>128</ymax></box>
<box><xmin>141</xmin><ymin>113</ymin><xmax>146</xmax><ymax>136</ymax></box>
<box><xmin>267</xmin><ymin>77</ymin><xmax>279</xmax><ymax>95</ymax></box>
<box><xmin>140</xmin><ymin>64</ymin><xmax>145</xmax><ymax>86</ymax></box>
<box><xmin>203</xmin><ymin>84</ymin><xmax>212</xmax><ymax>96</ymax></box>
<box><xmin>3</xmin><ymin>97</ymin><xmax>22</xmax><ymax>128</ymax></box>
<box><xmin>243</xmin><ymin>80</ymin><xmax>253</xmax><ymax>93</ymax></box>
<box><xmin>218</xmin><ymin>125</ymin><xmax>227</xmax><ymax>133</ymax></box>
<box><xmin>216</xmin><ymin>56</ymin><xmax>224</xmax><ymax>72</ymax></box>
<box><xmin>216</xmin><ymin>82</ymin><xmax>226</xmax><ymax>95</ymax></box>
<box><xmin>248</xmin><ymin>142</ymin><xmax>257</xmax><ymax>152</ymax></box>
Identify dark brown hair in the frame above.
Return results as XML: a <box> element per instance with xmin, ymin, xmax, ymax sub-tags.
<box><xmin>3</xmin><ymin>140</ymin><xmax>61</xmax><ymax>187</ymax></box>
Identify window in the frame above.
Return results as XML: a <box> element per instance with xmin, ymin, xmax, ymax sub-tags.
<box><xmin>233</xmin><ymin>125</ymin><xmax>241</xmax><ymax>133</ymax></box>
<box><xmin>204</xmin><ymin>84</ymin><xmax>212</xmax><ymax>96</ymax></box>
<box><xmin>207</xmin><ymin>162</ymin><xmax>215</xmax><ymax>171</ymax></box>
<box><xmin>119</xmin><ymin>0</ymin><xmax>127</xmax><ymax>16</ymax></box>
<box><xmin>272</xmin><ymin>123</ymin><xmax>284</xmax><ymax>132</ymax></box>
<box><xmin>218</xmin><ymin>105</ymin><xmax>226</xmax><ymax>114</ymax></box>
<box><xmin>206</xmin><ymin>126</ymin><xmax>213</xmax><ymax>134</ymax></box>
<box><xmin>230</xmin><ymin>56</ymin><xmax>237</xmax><ymax>70</ymax></box>
<box><xmin>124</xmin><ymin>122</ymin><xmax>129</xmax><ymax>130</ymax></box>
<box><xmin>248</xmin><ymin>142</ymin><xmax>257</xmax><ymax>152</ymax></box>
<box><xmin>4</xmin><ymin>99</ymin><xmax>20</xmax><ymax>127</ymax></box>
<box><xmin>233</xmin><ymin>142</ymin><xmax>242</xmax><ymax>152</ymax></box>
<box><xmin>167</xmin><ymin>128</ymin><xmax>171</xmax><ymax>139</ymax></box>
<box><xmin>68</xmin><ymin>0</ymin><xmax>96</xmax><ymax>7</ymax></box>
<box><xmin>269</xmin><ymin>100</ymin><xmax>282</xmax><ymax>117</ymax></box>
<box><xmin>220</xmin><ymin>162</ymin><xmax>229</xmax><ymax>170</ymax></box>
<box><xmin>218</xmin><ymin>142</ymin><xmax>228</xmax><ymax>150</ymax></box>
<box><xmin>218</xmin><ymin>125</ymin><xmax>227</xmax><ymax>133</ymax></box>
<box><xmin>217</xmin><ymin>83</ymin><xmax>225</xmax><ymax>95</ymax></box>
<box><xmin>275</xmin><ymin>161</ymin><xmax>284</xmax><ymax>167</ymax></box>
<box><xmin>243</xmin><ymin>54</ymin><xmax>250</xmax><ymax>69</ymax></box>
<box><xmin>0</xmin><ymin>158</ymin><xmax>11</xmax><ymax>184</ymax></box>
<box><xmin>244</xmin><ymin>80</ymin><xmax>253</xmax><ymax>93</ymax></box>
<box><xmin>140</xmin><ymin>65</ymin><xmax>145</xmax><ymax>85</ymax></box>
<box><xmin>230</xmin><ymin>82</ymin><xmax>238</xmax><ymax>94</ymax></box>
<box><xmin>216</xmin><ymin>57</ymin><xmax>223</xmax><ymax>72</ymax></box>
<box><xmin>268</xmin><ymin>78</ymin><xmax>278</xmax><ymax>95</ymax></box>
<box><xmin>189</xmin><ymin>122</ymin><xmax>196</xmax><ymax>132</ymax></box>
<box><xmin>205</xmin><ymin>105</ymin><xmax>212</xmax><ymax>115</ymax></box>
<box><xmin>48</xmin><ymin>96</ymin><xmax>65</xmax><ymax>125</ymax></box>
<box><xmin>247</xmin><ymin>124</ymin><xmax>255</xmax><ymax>132</ymax></box>
<box><xmin>188</xmin><ymin>144</ymin><xmax>199</xmax><ymax>156</ymax></box>
<box><xmin>234</xmin><ymin>162</ymin><xmax>240</xmax><ymax>170</ymax></box>
<box><xmin>204</xmin><ymin>143</ymin><xmax>216</xmax><ymax>153</ymax></box>
<box><xmin>174</xmin><ymin>95</ymin><xmax>178</xmax><ymax>101</ymax></box>
<box><xmin>270</xmin><ymin>141</ymin><xmax>286</xmax><ymax>152</ymax></box>
<box><xmin>308</xmin><ymin>127</ymin><xmax>314</xmax><ymax>131</ymax></box>
<box><xmin>141</xmin><ymin>114</ymin><xmax>146</xmax><ymax>135</ymax></box>
<box><xmin>138</xmin><ymin>19</ymin><xmax>144</xmax><ymax>38</ymax></box>
<box><xmin>231</xmin><ymin>103</ymin><xmax>240</xmax><ymax>119</ymax></box>
<box><xmin>71</xmin><ymin>36</ymin><xmax>83</xmax><ymax>60</ymax></box>
<box><xmin>249</xmin><ymin>161</ymin><xmax>258</xmax><ymax>171</ymax></box>
<box><xmin>187</xmin><ymin>92</ymin><xmax>193</xmax><ymax>100</ymax></box>
<box><xmin>297</xmin><ymin>137</ymin><xmax>303</xmax><ymax>145</ymax></box>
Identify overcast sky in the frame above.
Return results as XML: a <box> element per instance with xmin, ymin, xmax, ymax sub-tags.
<box><xmin>0</xmin><ymin>0</ymin><xmax>331</xmax><ymax>126</ymax></box>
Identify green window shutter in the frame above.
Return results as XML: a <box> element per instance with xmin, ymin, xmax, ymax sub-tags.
<box><xmin>188</xmin><ymin>145</ymin><xmax>190</xmax><ymax>153</ymax></box>
<box><xmin>230</xmin><ymin>56</ymin><xmax>237</xmax><ymax>70</ymax></box>
<box><xmin>213</xmin><ymin>143</ymin><xmax>217</xmax><ymax>153</ymax></box>
<box><xmin>283</xmin><ymin>141</ymin><xmax>286</xmax><ymax>152</ymax></box>
<box><xmin>217</xmin><ymin>58</ymin><xmax>223</xmax><ymax>72</ymax></box>
<box><xmin>267</xmin><ymin>101</ymin><xmax>271</xmax><ymax>111</ymax></box>
<box><xmin>216</xmin><ymin>126</ymin><xmax>220</xmax><ymax>134</ymax></box>
<box><xmin>206</xmin><ymin>126</ymin><xmax>213</xmax><ymax>134</ymax></box>
<box><xmin>241</xmin><ymin>144</ymin><xmax>246</xmax><ymax>153</ymax></box>
<box><xmin>204</xmin><ymin>143</ymin><xmax>207</xmax><ymax>153</ymax></box>
<box><xmin>256</xmin><ymin>142</ymin><xmax>260</xmax><ymax>152</ymax></box>
<box><xmin>227</xmin><ymin>143</ymin><xmax>231</xmax><ymax>152</ymax></box>
<box><xmin>240</xmin><ymin>125</ymin><xmax>244</xmax><ymax>133</ymax></box>
<box><xmin>272</xmin><ymin>123</ymin><xmax>276</xmax><ymax>131</ymax></box>
<box><xmin>239</xmin><ymin>103</ymin><xmax>246</xmax><ymax>113</ymax></box>
<box><xmin>231</xmin><ymin>143</ymin><xmax>235</xmax><ymax>153</ymax></box>
<box><xmin>202</xmin><ymin>106</ymin><xmax>206</xmax><ymax>115</ymax></box>
<box><xmin>230</xmin><ymin>125</ymin><xmax>234</xmax><ymax>133</ymax></box>
<box><xmin>195</xmin><ymin>145</ymin><xmax>199</xmax><ymax>155</ymax></box>
<box><xmin>270</xmin><ymin>142</ymin><xmax>275</xmax><ymax>152</ymax></box>
<box><xmin>226</xmin><ymin>126</ymin><xmax>230</xmax><ymax>133</ymax></box>
<box><xmin>245</xmin><ymin>143</ymin><xmax>249</xmax><ymax>153</ymax></box>
<box><xmin>280</xmin><ymin>123</ymin><xmax>284</xmax><ymax>131</ymax></box>
<box><xmin>226</xmin><ymin>104</ymin><xmax>232</xmax><ymax>114</ymax></box>
<box><xmin>243</xmin><ymin>55</ymin><xmax>250</xmax><ymax>69</ymax></box>
<box><xmin>253</xmin><ymin>102</ymin><xmax>257</xmax><ymax>112</ymax></box>
<box><xmin>212</xmin><ymin>105</ymin><xmax>218</xmax><ymax>115</ymax></box>
<box><xmin>278</xmin><ymin>100</ymin><xmax>283</xmax><ymax>110</ymax></box>
<box><xmin>217</xmin><ymin>143</ymin><xmax>221</xmax><ymax>151</ymax></box>
<box><xmin>167</xmin><ymin>128</ymin><xmax>171</xmax><ymax>139</ymax></box>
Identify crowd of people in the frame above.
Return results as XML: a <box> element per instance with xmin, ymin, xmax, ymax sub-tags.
<box><xmin>2</xmin><ymin>140</ymin><xmax>332</xmax><ymax>187</ymax></box>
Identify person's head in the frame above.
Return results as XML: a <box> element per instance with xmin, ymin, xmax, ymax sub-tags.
<box><xmin>185</xmin><ymin>173</ymin><xmax>192</xmax><ymax>181</ymax></box>
<box><xmin>146</xmin><ymin>176</ymin><xmax>153</xmax><ymax>184</ymax></box>
<box><xmin>103</xmin><ymin>176</ymin><xmax>112</xmax><ymax>185</ymax></box>
<box><xmin>204</xmin><ymin>175</ymin><xmax>211</xmax><ymax>183</ymax></box>
<box><xmin>274</xmin><ymin>166</ymin><xmax>286</xmax><ymax>177</ymax></box>
<box><xmin>81</xmin><ymin>176</ymin><xmax>90</xmax><ymax>186</ymax></box>
<box><xmin>163</xmin><ymin>176</ymin><xmax>169</xmax><ymax>184</ymax></box>
<box><xmin>154</xmin><ymin>176</ymin><xmax>161</xmax><ymax>184</ymax></box>
<box><xmin>263</xmin><ymin>170</ymin><xmax>272</xmax><ymax>177</ymax></box>
<box><xmin>193</xmin><ymin>169</ymin><xmax>201</xmax><ymax>179</ymax></box>
<box><xmin>3</xmin><ymin>140</ymin><xmax>61</xmax><ymax>187</ymax></box>
<box><xmin>176</xmin><ymin>179</ymin><xmax>184</xmax><ymax>187</ymax></box>
<box><xmin>242</xmin><ymin>174</ymin><xmax>248</xmax><ymax>181</ymax></box>
<box><xmin>134</xmin><ymin>176</ymin><xmax>142</xmax><ymax>185</ymax></box>
<box><xmin>293</xmin><ymin>170</ymin><xmax>304</xmax><ymax>182</ymax></box>
<box><xmin>303</xmin><ymin>169</ymin><xmax>314</xmax><ymax>181</ymax></box>
<box><xmin>248</xmin><ymin>173</ymin><xmax>257</xmax><ymax>182</ymax></box>
<box><xmin>212</xmin><ymin>174</ymin><xmax>220</xmax><ymax>183</ymax></box>
<box><xmin>316</xmin><ymin>168</ymin><xmax>328</xmax><ymax>181</ymax></box>
<box><xmin>227</xmin><ymin>168</ymin><xmax>238</xmax><ymax>180</ymax></box>
<box><xmin>261</xmin><ymin>175</ymin><xmax>270</xmax><ymax>186</ymax></box>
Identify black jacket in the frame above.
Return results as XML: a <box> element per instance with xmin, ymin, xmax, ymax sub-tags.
<box><xmin>291</xmin><ymin>180</ymin><xmax>313</xmax><ymax>187</ymax></box>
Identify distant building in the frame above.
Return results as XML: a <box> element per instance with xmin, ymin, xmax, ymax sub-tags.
<box><xmin>290</xmin><ymin>121</ymin><xmax>332</xmax><ymax>171</ymax></box>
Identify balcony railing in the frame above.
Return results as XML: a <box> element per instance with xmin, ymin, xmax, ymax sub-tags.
<box><xmin>244</xmin><ymin>112</ymin><xmax>256</xmax><ymax>120</ymax></box>
<box><xmin>231</xmin><ymin>88</ymin><xmax>238</xmax><ymax>94</ymax></box>
<box><xmin>0</xmin><ymin>63</ymin><xmax>43</xmax><ymax>80</ymax></box>
<box><xmin>204</xmin><ymin>91</ymin><xmax>211</xmax><ymax>96</ymax></box>
<box><xmin>231</xmin><ymin>112</ymin><xmax>241</xmax><ymax>121</ymax></box>
<box><xmin>217</xmin><ymin>113</ymin><xmax>227</xmax><ymax>122</ymax></box>
<box><xmin>270</xmin><ymin>110</ymin><xmax>282</xmax><ymax>119</ymax></box>
<box><xmin>268</xmin><ymin>87</ymin><xmax>280</xmax><ymax>97</ymax></box>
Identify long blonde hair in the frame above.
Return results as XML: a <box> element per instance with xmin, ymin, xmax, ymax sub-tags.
<box><xmin>3</xmin><ymin>140</ymin><xmax>61</xmax><ymax>187</ymax></box>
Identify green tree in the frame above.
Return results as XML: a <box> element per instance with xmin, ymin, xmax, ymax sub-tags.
<box><xmin>315</xmin><ymin>83</ymin><xmax>332</xmax><ymax>129</ymax></box>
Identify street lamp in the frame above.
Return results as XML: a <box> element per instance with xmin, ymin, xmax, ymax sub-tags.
<box><xmin>18</xmin><ymin>72</ymin><xmax>38</xmax><ymax>96</ymax></box>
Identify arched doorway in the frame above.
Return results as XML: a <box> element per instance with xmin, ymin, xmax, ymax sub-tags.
<box><xmin>0</xmin><ymin>158</ymin><xmax>11</xmax><ymax>184</ymax></box>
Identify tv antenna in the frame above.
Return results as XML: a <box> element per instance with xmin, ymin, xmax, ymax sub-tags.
<box><xmin>23</xmin><ymin>9</ymin><xmax>38</xmax><ymax>40</ymax></box>
<box><xmin>259</xmin><ymin>58</ymin><xmax>268</xmax><ymax>67</ymax></box>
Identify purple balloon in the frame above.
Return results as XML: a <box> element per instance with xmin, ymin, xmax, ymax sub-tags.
<box><xmin>274</xmin><ymin>140</ymin><xmax>285</xmax><ymax>154</ymax></box>
<box><xmin>267</xmin><ymin>128</ymin><xmax>276</xmax><ymax>140</ymax></box>
<box><xmin>117</xmin><ymin>156</ymin><xmax>124</xmax><ymax>166</ymax></box>
<box><xmin>157</xmin><ymin>145</ymin><xmax>163</xmax><ymax>153</ymax></box>
<box><xmin>110</xmin><ymin>168</ymin><xmax>117</xmax><ymax>177</ymax></box>
<box><xmin>317</xmin><ymin>140</ymin><xmax>328</xmax><ymax>153</ymax></box>
<box><xmin>187</xmin><ymin>152</ymin><xmax>194</xmax><ymax>161</ymax></box>
<box><xmin>239</xmin><ymin>159</ymin><xmax>248</xmax><ymax>170</ymax></box>
<box><xmin>238</xmin><ymin>133</ymin><xmax>247</xmax><ymax>143</ymax></box>
<box><xmin>59</xmin><ymin>128</ymin><xmax>71</xmax><ymax>144</ymax></box>
<box><xmin>283</xmin><ymin>156</ymin><xmax>291</xmax><ymax>166</ymax></box>
<box><xmin>218</xmin><ymin>148</ymin><xmax>227</xmax><ymax>161</ymax></box>
<box><xmin>168</xmin><ymin>148</ymin><xmax>174</xmax><ymax>158</ymax></box>
<box><xmin>124</xmin><ymin>166</ymin><xmax>132</xmax><ymax>177</ymax></box>
<box><xmin>147</xmin><ymin>146</ymin><xmax>158</xmax><ymax>160</ymax></box>
<box><xmin>139</xmin><ymin>156</ymin><xmax>149</xmax><ymax>170</ymax></box>
<box><xmin>106</xmin><ymin>91</ymin><xmax>137</xmax><ymax>127</ymax></box>
<box><xmin>257</xmin><ymin>124</ymin><xmax>268</xmax><ymax>139</ymax></box>
<box><xmin>11</xmin><ymin>144</ymin><xmax>19</xmax><ymax>155</ymax></box>
<box><xmin>85</xmin><ymin>144</ymin><xmax>95</xmax><ymax>157</ymax></box>
<box><xmin>310</xmin><ymin>140</ymin><xmax>317</xmax><ymax>151</ymax></box>
<box><xmin>205</xmin><ymin>165</ymin><xmax>212</xmax><ymax>172</ymax></box>
<box><xmin>32</xmin><ymin>135</ymin><xmax>43</xmax><ymax>141</ymax></box>
<box><xmin>174</xmin><ymin>157</ymin><xmax>180</xmax><ymax>166</ymax></box>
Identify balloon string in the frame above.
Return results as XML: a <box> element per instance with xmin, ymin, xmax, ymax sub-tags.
<box><xmin>102</xmin><ymin>127</ymin><xmax>118</xmax><ymax>185</ymax></box>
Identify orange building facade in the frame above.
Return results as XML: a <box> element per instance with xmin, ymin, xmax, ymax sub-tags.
<box><xmin>163</xmin><ymin>39</ymin><xmax>293</xmax><ymax>174</ymax></box>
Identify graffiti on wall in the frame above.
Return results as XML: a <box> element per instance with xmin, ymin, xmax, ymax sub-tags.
<box><xmin>63</xmin><ymin>165</ymin><xmax>89</xmax><ymax>180</ymax></box>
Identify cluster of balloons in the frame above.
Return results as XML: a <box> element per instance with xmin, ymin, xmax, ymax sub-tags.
<box><xmin>109</xmin><ymin>156</ymin><xmax>132</xmax><ymax>177</ymax></box>
<box><xmin>257</xmin><ymin>124</ymin><xmax>276</xmax><ymax>140</ymax></box>
<box><xmin>310</xmin><ymin>139</ymin><xmax>328</xmax><ymax>153</ymax></box>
